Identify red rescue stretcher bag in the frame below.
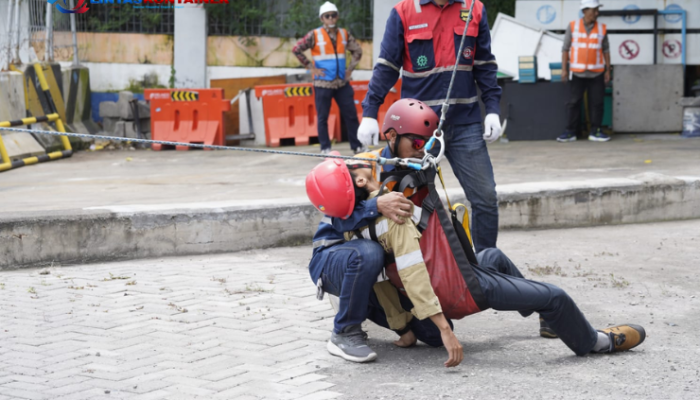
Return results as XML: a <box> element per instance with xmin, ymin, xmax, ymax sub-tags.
<box><xmin>375</xmin><ymin>167</ymin><xmax>490</xmax><ymax>319</ymax></box>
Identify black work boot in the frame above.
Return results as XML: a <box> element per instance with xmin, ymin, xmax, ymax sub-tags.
<box><xmin>327</xmin><ymin>324</ymin><xmax>377</xmax><ymax>363</ymax></box>
<box><xmin>539</xmin><ymin>317</ymin><xmax>558</xmax><ymax>339</ymax></box>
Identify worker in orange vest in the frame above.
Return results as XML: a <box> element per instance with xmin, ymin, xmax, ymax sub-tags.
<box><xmin>558</xmin><ymin>0</ymin><xmax>611</xmax><ymax>143</ymax></box>
<box><xmin>292</xmin><ymin>2</ymin><xmax>367</xmax><ymax>155</ymax></box>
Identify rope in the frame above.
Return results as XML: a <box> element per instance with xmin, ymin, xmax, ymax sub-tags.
<box><xmin>436</xmin><ymin>0</ymin><xmax>477</xmax><ymax>135</ymax></box>
<box><xmin>0</xmin><ymin>125</ymin><xmax>409</xmax><ymax>166</ymax></box>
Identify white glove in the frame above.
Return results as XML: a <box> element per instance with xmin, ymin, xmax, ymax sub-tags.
<box><xmin>483</xmin><ymin>113</ymin><xmax>502</xmax><ymax>144</ymax></box>
<box><xmin>357</xmin><ymin>117</ymin><xmax>379</xmax><ymax>146</ymax></box>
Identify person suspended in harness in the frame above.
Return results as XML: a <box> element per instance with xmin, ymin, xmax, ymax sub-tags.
<box><xmin>347</xmin><ymin>99</ymin><xmax>559</xmax><ymax>339</ymax></box>
<box><xmin>306</xmin><ymin>99</ymin><xmax>647</xmax><ymax>367</ymax></box>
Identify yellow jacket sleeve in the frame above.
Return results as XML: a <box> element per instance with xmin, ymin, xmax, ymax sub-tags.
<box><xmin>372</xmin><ymin>281</ymin><xmax>414</xmax><ymax>330</ymax></box>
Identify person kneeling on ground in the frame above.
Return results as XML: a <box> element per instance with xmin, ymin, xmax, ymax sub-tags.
<box><xmin>306</xmin><ymin>150</ymin><xmax>647</xmax><ymax>368</ymax></box>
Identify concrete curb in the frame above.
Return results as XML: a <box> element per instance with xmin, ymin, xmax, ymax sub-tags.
<box><xmin>1</xmin><ymin>173</ymin><xmax>699</xmax><ymax>270</ymax></box>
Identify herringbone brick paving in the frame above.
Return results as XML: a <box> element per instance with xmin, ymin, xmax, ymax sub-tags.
<box><xmin>0</xmin><ymin>249</ymin><xmax>342</xmax><ymax>400</ymax></box>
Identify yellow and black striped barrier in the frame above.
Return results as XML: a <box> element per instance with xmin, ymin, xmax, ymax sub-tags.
<box><xmin>284</xmin><ymin>87</ymin><xmax>313</xmax><ymax>97</ymax></box>
<box><xmin>170</xmin><ymin>91</ymin><xmax>199</xmax><ymax>101</ymax></box>
<box><xmin>0</xmin><ymin>113</ymin><xmax>72</xmax><ymax>173</ymax></box>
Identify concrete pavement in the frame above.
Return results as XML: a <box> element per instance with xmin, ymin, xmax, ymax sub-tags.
<box><xmin>1</xmin><ymin>221</ymin><xmax>698</xmax><ymax>399</ymax></box>
<box><xmin>1</xmin><ymin>134</ymin><xmax>700</xmax><ymax>269</ymax></box>
<box><xmin>2</xmin><ymin>134</ymin><xmax>699</xmax><ymax>213</ymax></box>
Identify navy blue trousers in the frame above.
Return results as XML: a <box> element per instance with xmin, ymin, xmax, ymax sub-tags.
<box><xmin>368</xmin><ymin>248</ymin><xmax>598</xmax><ymax>356</ymax></box>
<box><xmin>314</xmin><ymin>83</ymin><xmax>361</xmax><ymax>151</ymax></box>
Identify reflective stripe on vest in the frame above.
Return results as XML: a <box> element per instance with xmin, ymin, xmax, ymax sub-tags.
<box><xmin>311</xmin><ymin>27</ymin><xmax>347</xmax><ymax>81</ymax></box>
<box><xmin>569</xmin><ymin>19</ymin><xmax>606</xmax><ymax>73</ymax></box>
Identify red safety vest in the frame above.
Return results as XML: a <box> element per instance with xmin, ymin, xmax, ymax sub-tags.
<box><xmin>397</xmin><ymin>0</ymin><xmax>483</xmax><ymax>77</ymax></box>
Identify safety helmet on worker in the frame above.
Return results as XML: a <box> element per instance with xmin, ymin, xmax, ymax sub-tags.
<box><xmin>319</xmin><ymin>1</ymin><xmax>339</xmax><ymax>17</ymax></box>
<box><xmin>382</xmin><ymin>98</ymin><xmax>439</xmax><ymax>138</ymax></box>
<box><xmin>580</xmin><ymin>0</ymin><xmax>603</xmax><ymax>9</ymax></box>
<box><xmin>306</xmin><ymin>158</ymin><xmax>355</xmax><ymax>219</ymax></box>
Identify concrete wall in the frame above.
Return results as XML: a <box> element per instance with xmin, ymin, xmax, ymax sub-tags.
<box><xmin>208</xmin><ymin>36</ymin><xmax>373</xmax><ymax>69</ymax></box>
<box><xmin>2</xmin><ymin>173</ymin><xmax>699</xmax><ymax>269</ymax></box>
<box><xmin>69</xmin><ymin>62</ymin><xmax>374</xmax><ymax>92</ymax></box>
<box><xmin>0</xmin><ymin>71</ymin><xmax>24</xmax><ymax>121</ymax></box>
<box><xmin>0</xmin><ymin>71</ymin><xmax>45</xmax><ymax>160</ymax></box>
<box><xmin>32</xmin><ymin>32</ymin><xmax>174</xmax><ymax>65</ymax></box>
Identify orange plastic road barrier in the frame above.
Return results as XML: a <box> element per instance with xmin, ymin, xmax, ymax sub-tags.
<box><xmin>349</xmin><ymin>80</ymin><xmax>402</xmax><ymax>141</ymax></box>
<box><xmin>254</xmin><ymin>83</ymin><xmax>339</xmax><ymax>147</ymax></box>
<box><xmin>144</xmin><ymin>89</ymin><xmax>230</xmax><ymax>151</ymax></box>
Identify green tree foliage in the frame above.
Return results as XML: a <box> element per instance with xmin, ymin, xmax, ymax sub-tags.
<box><xmin>205</xmin><ymin>0</ymin><xmax>372</xmax><ymax>40</ymax></box>
<box><xmin>482</xmin><ymin>0</ymin><xmax>516</xmax><ymax>28</ymax></box>
<box><xmin>62</xmin><ymin>7</ymin><xmax>165</xmax><ymax>33</ymax></box>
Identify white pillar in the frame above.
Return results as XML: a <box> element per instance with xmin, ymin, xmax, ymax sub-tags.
<box><xmin>11</xmin><ymin>0</ymin><xmax>21</xmax><ymax>64</ymax></box>
<box><xmin>1</xmin><ymin>0</ymin><xmax>15</xmax><ymax>70</ymax></box>
<box><xmin>45</xmin><ymin>3</ymin><xmax>53</xmax><ymax>62</ymax></box>
<box><xmin>372</xmin><ymin>0</ymin><xmax>402</xmax><ymax>66</ymax></box>
<box><xmin>174</xmin><ymin>4</ymin><xmax>207</xmax><ymax>88</ymax></box>
<box><xmin>69</xmin><ymin>0</ymin><xmax>79</xmax><ymax>65</ymax></box>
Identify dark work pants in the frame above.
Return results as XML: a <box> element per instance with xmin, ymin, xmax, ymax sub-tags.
<box><xmin>314</xmin><ymin>83</ymin><xmax>361</xmax><ymax>151</ymax></box>
<box><xmin>312</xmin><ymin>240</ymin><xmax>385</xmax><ymax>334</ymax></box>
<box><xmin>368</xmin><ymin>248</ymin><xmax>598</xmax><ymax>356</ymax></box>
<box><xmin>365</xmin><ymin>248</ymin><xmax>525</xmax><ymax>348</ymax></box>
<box><xmin>565</xmin><ymin>74</ymin><xmax>605</xmax><ymax>134</ymax></box>
<box><xmin>474</xmin><ymin>249</ymin><xmax>598</xmax><ymax>356</ymax></box>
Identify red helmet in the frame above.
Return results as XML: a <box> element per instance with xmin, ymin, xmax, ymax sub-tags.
<box><xmin>305</xmin><ymin>159</ymin><xmax>355</xmax><ymax>219</ymax></box>
<box><xmin>382</xmin><ymin>98</ymin><xmax>439</xmax><ymax>137</ymax></box>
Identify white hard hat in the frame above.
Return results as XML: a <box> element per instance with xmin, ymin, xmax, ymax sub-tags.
<box><xmin>580</xmin><ymin>0</ymin><xmax>603</xmax><ymax>9</ymax></box>
<box><xmin>319</xmin><ymin>1</ymin><xmax>339</xmax><ymax>17</ymax></box>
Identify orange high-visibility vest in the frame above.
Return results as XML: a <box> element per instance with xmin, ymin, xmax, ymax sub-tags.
<box><xmin>310</xmin><ymin>27</ymin><xmax>347</xmax><ymax>81</ymax></box>
<box><xmin>569</xmin><ymin>19</ymin><xmax>607</xmax><ymax>73</ymax></box>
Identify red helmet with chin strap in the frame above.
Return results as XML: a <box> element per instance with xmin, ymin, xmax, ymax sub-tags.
<box><xmin>305</xmin><ymin>158</ymin><xmax>355</xmax><ymax>219</ymax></box>
<box><xmin>382</xmin><ymin>98</ymin><xmax>439</xmax><ymax>137</ymax></box>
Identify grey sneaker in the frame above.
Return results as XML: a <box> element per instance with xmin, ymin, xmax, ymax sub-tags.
<box><xmin>327</xmin><ymin>325</ymin><xmax>377</xmax><ymax>363</ymax></box>
<box><xmin>320</xmin><ymin>148</ymin><xmax>332</xmax><ymax>155</ymax></box>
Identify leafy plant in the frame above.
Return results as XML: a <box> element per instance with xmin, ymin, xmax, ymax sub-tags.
<box><xmin>205</xmin><ymin>0</ymin><xmax>372</xmax><ymax>40</ymax></box>
<box><xmin>482</xmin><ymin>0</ymin><xmax>516</xmax><ymax>28</ymax></box>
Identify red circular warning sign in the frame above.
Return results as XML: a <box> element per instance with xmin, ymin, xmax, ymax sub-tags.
<box><xmin>619</xmin><ymin>40</ymin><xmax>640</xmax><ymax>60</ymax></box>
<box><xmin>663</xmin><ymin>40</ymin><xmax>682</xmax><ymax>59</ymax></box>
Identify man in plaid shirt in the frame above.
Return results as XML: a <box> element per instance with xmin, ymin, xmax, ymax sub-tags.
<box><xmin>292</xmin><ymin>1</ymin><xmax>366</xmax><ymax>155</ymax></box>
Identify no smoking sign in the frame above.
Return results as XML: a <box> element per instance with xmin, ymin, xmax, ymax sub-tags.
<box><xmin>619</xmin><ymin>40</ymin><xmax>640</xmax><ymax>60</ymax></box>
<box><xmin>663</xmin><ymin>40</ymin><xmax>682</xmax><ymax>59</ymax></box>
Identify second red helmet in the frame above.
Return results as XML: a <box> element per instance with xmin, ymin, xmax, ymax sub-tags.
<box><xmin>305</xmin><ymin>159</ymin><xmax>355</xmax><ymax>219</ymax></box>
<box><xmin>382</xmin><ymin>98</ymin><xmax>439</xmax><ymax>138</ymax></box>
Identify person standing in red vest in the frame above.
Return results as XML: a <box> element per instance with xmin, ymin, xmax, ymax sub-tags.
<box><xmin>356</xmin><ymin>0</ymin><xmax>503</xmax><ymax>254</ymax></box>
<box><xmin>558</xmin><ymin>0</ymin><xmax>612</xmax><ymax>142</ymax></box>
<box><xmin>292</xmin><ymin>2</ymin><xmax>367</xmax><ymax>155</ymax></box>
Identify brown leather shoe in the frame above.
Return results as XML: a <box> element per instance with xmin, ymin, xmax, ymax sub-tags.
<box><xmin>539</xmin><ymin>317</ymin><xmax>558</xmax><ymax>339</ymax></box>
<box><xmin>599</xmin><ymin>324</ymin><xmax>646</xmax><ymax>352</ymax></box>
